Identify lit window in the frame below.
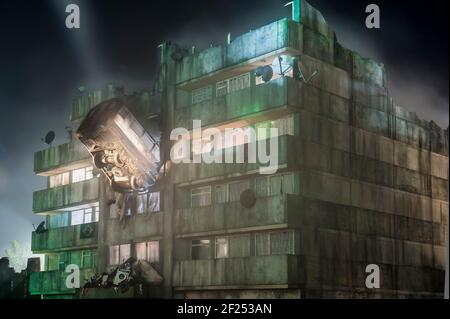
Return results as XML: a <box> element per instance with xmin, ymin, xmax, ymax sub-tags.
<box><xmin>191</xmin><ymin>186</ymin><xmax>211</xmax><ymax>207</ymax></box>
<box><xmin>216</xmin><ymin>73</ymin><xmax>250</xmax><ymax>97</ymax></box>
<box><xmin>215</xmin><ymin>235</ymin><xmax>250</xmax><ymax>258</ymax></box>
<box><xmin>215</xmin><ymin>238</ymin><xmax>229</xmax><ymax>258</ymax></box>
<box><xmin>191</xmin><ymin>239</ymin><xmax>210</xmax><ymax>260</ymax></box>
<box><xmin>72</xmin><ymin>168</ymin><xmax>85</xmax><ymax>183</ymax></box>
<box><xmin>95</xmin><ymin>204</ymin><xmax>100</xmax><ymax>222</ymax></box>
<box><xmin>71</xmin><ymin>166</ymin><xmax>94</xmax><ymax>183</ymax></box>
<box><xmin>71</xmin><ymin>210</ymin><xmax>84</xmax><ymax>226</ymax></box>
<box><xmin>137</xmin><ymin>193</ymin><xmax>147</xmax><ymax>214</ymax></box>
<box><xmin>136</xmin><ymin>241</ymin><xmax>159</xmax><ymax>263</ymax></box>
<box><xmin>70</xmin><ymin>204</ymin><xmax>99</xmax><ymax>225</ymax></box>
<box><xmin>85</xmin><ymin>166</ymin><xmax>93</xmax><ymax>180</ymax></box>
<box><xmin>49</xmin><ymin>172</ymin><xmax>70</xmax><ymax>188</ymax></box>
<box><xmin>109</xmin><ymin>244</ymin><xmax>131</xmax><ymax>265</ymax></box>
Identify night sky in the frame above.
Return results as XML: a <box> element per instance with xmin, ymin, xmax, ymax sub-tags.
<box><xmin>0</xmin><ymin>0</ymin><xmax>448</xmax><ymax>259</ymax></box>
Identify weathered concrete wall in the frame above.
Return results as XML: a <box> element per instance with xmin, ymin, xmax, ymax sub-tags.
<box><xmin>173</xmin><ymin>255</ymin><xmax>303</xmax><ymax>288</ymax></box>
<box><xmin>32</xmin><ymin>178</ymin><xmax>99</xmax><ymax>213</ymax></box>
<box><xmin>34</xmin><ymin>140</ymin><xmax>90</xmax><ymax>175</ymax></box>
<box><xmin>31</xmin><ymin>222</ymin><xmax>98</xmax><ymax>253</ymax></box>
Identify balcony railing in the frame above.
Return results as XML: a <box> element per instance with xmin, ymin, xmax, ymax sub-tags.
<box><xmin>176</xmin><ymin>194</ymin><xmax>300</xmax><ymax>235</ymax></box>
<box><xmin>31</xmin><ymin>222</ymin><xmax>98</xmax><ymax>253</ymax></box>
<box><xmin>70</xmin><ymin>85</ymin><xmax>117</xmax><ymax>121</ymax></box>
<box><xmin>33</xmin><ymin>178</ymin><xmax>99</xmax><ymax>213</ymax></box>
<box><xmin>34</xmin><ymin>141</ymin><xmax>89</xmax><ymax>174</ymax></box>
<box><xmin>173</xmin><ymin>255</ymin><xmax>303</xmax><ymax>288</ymax></box>
<box><xmin>175</xmin><ymin>18</ymin><xmax>302</xmax><ymax>85</ymax></box>
<box><xmin>29</xmin><ymin>268</ymin><xmax>95</xmax><ymax>296</ymax></box>
<box><xmin>172</xmin><ymin>135</ymin><xmax>299</xmax><ymax>183</ymax></box>
<box><xmin>175</xmin><ymin>76</ymin><xmax>297</xmax><ymax>129</ymax></box>
<box><xmin>70</xmin><ymin>86</ymin><xmax>161</xmax><ymax>123</ymax></box>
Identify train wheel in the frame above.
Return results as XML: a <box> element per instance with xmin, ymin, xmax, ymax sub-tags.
<box><xmin>93</xmin><ymin>152</ymin><xmax>106</xmax><ymax>169</ymax></box>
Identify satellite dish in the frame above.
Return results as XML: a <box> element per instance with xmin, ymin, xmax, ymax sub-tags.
<box><xmin>41</xmin><ymin>131</ymin><xmax>55</xmax><ymax>145</ymax></box>
<box><xmin>35</xmin><ymin>221</ymin><xmax>46</xmax><ymax>234</ymax></box>
<box><xmin>272</xmin><ymin>55</ymin><xmax>293</xmax><ymax>76</ymax></box>
<box><xmin>255</xmin><ymin>65</ymin><xmax>273</xmax><ymax>83</ymax></box>
<box><xmin>240</xmin><ymin>189</ymin><xmax>256</xmax><ymax>208</ymax></box>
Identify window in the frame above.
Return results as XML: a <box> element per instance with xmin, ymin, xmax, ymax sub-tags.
<box><xmin>191</xmin><ymin>239</ymin><xmax>210</xmax><ymax>260</ymax></box>
<box><xmin>214</xmin><ymin>184</ymin><xmax>228</xmax><ymax>204</ymax></box>
<box><xmin>72</xmin><ymin>166</ymin><xmax>94</xmax><ymax>183</ymax></box>
<box><xmin>255</xmin><ymin>230</ymin><xmax>295</xmax><ymax>256</ymax></box>
<box><xmin>109</xmin><ymin>244</ymin><xmax>131</xmax><ymax>265</ymax></box>
<box><xmin>215</xmin><ymin>238</ymin><xmax>229</xmax><ymax>258</ymax></box>
<box><xmin>46</xmin><ymin>254</ymin><xmax>60</xmax><ymax>271</ymax></box>
<box><xmin>48</xmin><ymin>212</ymin><xmax>69</xmax><ymax>229</ymax></box>
<box><xmin>216</xmin><ymin>73</ymin><xmax>250</xmax><ymax>97</ymax></box>
<box><xmin>71</xmin><ymin>204</ymin><xmax>99</xmax><ymax>226</ymax></box>
<box><xmin>192</xmin><ymin>86</ymin><xmax>213</xmax><ymax>104</ymax></box>
<box><xmin>270</xmin><ymin>231</ymin><xmax>295</xmax><ymax>255</ymax></box>
<box><xmin>191</xmin><ymin>186</ymin><xmax>211</xmax><ymax>207</ymax></box>
<box><xmin>215</xmin><ymin>235</ymin><xmax>250</xmax><ymax>258</ymax></box>
<box><xmin>81</xmin><ymin>250</ymin><xmax>96</xmax><ymax>268</ymax></box>
<box><xmin>136</xmin><ymin>241</ymin><xmax>159</xmax><ymax>263</ymax></box>
<box><xmin>137</xmin><ymin>193</ymin><xmax>147</xmax><ymax>214</ymax></box>
<box><xmin>49</xmin><ymin>172</ymin><xmax>70</xmax><ymax>188</ymax></box>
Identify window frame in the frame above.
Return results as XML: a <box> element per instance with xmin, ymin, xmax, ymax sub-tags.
<box><xmin>109</xmin><ymin>243</ymin><xmax>131</xmax><ymax>266</ymax></box>
<box><xmin>190</xmin><ymin>186</ymin><xmax>212</xmax><ymax>207</ymax></box>
<box><xmin>191</xmin><ymin>239</ymin><xmax>211</xmax><ymax>260</ymax></box>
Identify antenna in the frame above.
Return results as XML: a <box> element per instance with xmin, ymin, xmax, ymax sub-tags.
<box><xmin>272</xmin><ymin>55</ymin><xmax>293</xmax><ymax>76</ymax></box>
<box><xmin>294</xmin><ymin>57</ymin><xmax>319</xmax><ymax>83</ymax></box>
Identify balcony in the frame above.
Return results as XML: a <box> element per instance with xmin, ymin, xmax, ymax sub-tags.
<box><xmin>176</xmin><ymin>18</ymin><xmax>302</xmax><ymax>88</ymax></box>
<box><xmin>33</xmin><ymin>178</ymin><xmax>99</xmax><ymax>214</ymax></box>
<box><xmin>173</xmin><ymin>255</ymin><xmax>303</xmax><ymax>289</ymax></box>
<box><xmin>29</xmin><ymin>268</ymin><xmax>95</xmax><ymax>296</ymax></box>
<box><xmin>34</xmin><ymin>141</ymin><xmax>90</xmax><ymax>175</ymax></box>
<box><xmin>70</xmin><ymin>84</ymin><xmax>117</xmax><ymax>121</ymax></box>
<box><xmin>172</xmin><ymin>135</ymin><xmax>300</xmax><ymax>184</ymax></box>
<box><xmin>175</xmin><ymin>77</ymin><xmax>298</xmax><ymax>129</ymax></box>
<box><xmin>176</xmin><ymin>194</ymin><xmax>300</xmax><ymax>236</ymax></box>
<box><xmin>70</xmin><ymin>86</ymin><xmax>161</xmax><ymax>123</ymax></box>
<box><xmin>31</xmin><ymin>222</ymin><xmax>98</xmax><ymax>253</ymax></box>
